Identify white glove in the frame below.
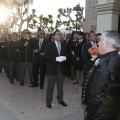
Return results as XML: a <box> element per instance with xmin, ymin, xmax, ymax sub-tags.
<box><xmin>56</xmin><ymin>56</ymin><xmax>63</xmax><ymax>62</ymax></box>
<box><xmin>118</xmin><ymin>52</ymin><xmax>120</xmax><ymax>55</ymax></box>
<box><xmin>56</xmin><ymin>56</ymin><xmax>66</xmax><ymax>62</ymax></box>
<box><xmin>60</xmin><ymin>56</ymin><xmax>66</xmax><ymax>61</ymax></box>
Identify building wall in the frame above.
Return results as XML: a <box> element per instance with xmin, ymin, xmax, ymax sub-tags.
<box><xmin>84</xmin><ymin>0</ymin><xmax>98</xmax><ymax>32</ymax></box>
<box><xmin>84</xmin><ymin>0</ymin><xmax>120</xmax><ymax>33</ymax></box>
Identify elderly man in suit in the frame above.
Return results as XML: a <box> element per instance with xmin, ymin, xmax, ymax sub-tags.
<box><xmin>18</xmin><ymin>29</ymin><xmax>34</xmax><ymax>86</ymax></box>
<box><xmin>45</xmin><ymin>30</ymin><xmax>68</xmax><ymax>108</ymax></box>
<box><xmin>83</xmin><ymin>30</ymin><xmax>120</xmax><ymax>120</ymax></box>
<box><xmin>31</xmin><ymin>30</ymin><xmax>49</xmax><ymax>89</ymax></box>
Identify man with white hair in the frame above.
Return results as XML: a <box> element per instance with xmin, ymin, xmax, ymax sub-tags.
<box><xmin>83</xmin><ymin>30</ymin><xmax>120</xmax><ymax>120</ymax></box>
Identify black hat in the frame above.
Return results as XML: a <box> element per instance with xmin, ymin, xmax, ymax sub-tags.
<box><xmin>78</xmin><ymin>31</ymin><xmax>84</xmax><ymax>36</ymax></box>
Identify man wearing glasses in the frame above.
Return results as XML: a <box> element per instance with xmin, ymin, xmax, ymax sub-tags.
<box><xmin>18</xmin><ymin>29</ymin><xmax>34</xmax><ymax>86</ymax></box>
<box><xmin>31</xmin><ymin>30</ymin><xmax>49</xmax><ymax>89</ymax></box>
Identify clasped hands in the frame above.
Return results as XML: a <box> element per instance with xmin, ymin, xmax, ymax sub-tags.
<box><xmin>24</xmin><ymin>41</ymin><xmax>28</xmax><ymax>46</ymax></box>
<box><xmin>56</xmin><ymin>56</ymin><xmax>66</xmax><ymax>62</ymax></box>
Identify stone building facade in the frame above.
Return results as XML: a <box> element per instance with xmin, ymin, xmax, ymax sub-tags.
<box><xmin>84</xmin><ymin>0</ymin><xmax>120</xmax><ymax>33</ymax></box>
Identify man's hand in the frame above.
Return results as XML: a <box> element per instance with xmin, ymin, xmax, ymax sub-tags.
<box><xmin>76</xmin><ymin>57</ymin><xmax>80</xmax><ymax>61</ymax></box>
<box><xmin>24</xmin><ymin>41</ymin><xmax>28</xmax><ymax>46</ymax></box>
<box><xmin>91</xmin><ymin>55</ymin><xmax>97</xmax><ymax>59</ymax></box>
<box><xmin>17</xmin><ymin>49</ymin><xmax>19</xmax><ymax>52</ymax></box>
<box><xmin>40</xmin><ymin>53</ymin><xmax>44</xmax><ymax>56</ymax></box>
<box><xmin>33</xmin><ymin>49</ymin><xmax>38</xmax><ymax>53</ymax></box>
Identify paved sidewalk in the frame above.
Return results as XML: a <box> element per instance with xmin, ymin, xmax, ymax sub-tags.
<box><xmin>0</xmin><ymin>72</ymin><xmax>85</xmax><ymax>120</ymax></box>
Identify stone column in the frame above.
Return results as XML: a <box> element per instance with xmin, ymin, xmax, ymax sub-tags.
<box><xmin>84</xmin><ymin>0</ymin><xmax>98</xmax><ymax>32</ymax></box>
<box><xmin>96</xmin><ymin>0</ymin><xmax>120</xmax><ymax>33</ymax></box>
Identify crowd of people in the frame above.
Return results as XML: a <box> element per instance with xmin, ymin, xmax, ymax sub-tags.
<box><xmin>0</xmin><ymin>28</ymin><xmax>120</xmax><ymax>119</ymax></box>
<box><xmin>0</xmin><ymin>29</ymin><xmax>94</xmax><ymax>87</ymax></box>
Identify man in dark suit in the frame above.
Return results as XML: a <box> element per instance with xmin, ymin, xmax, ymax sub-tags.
<box><xmin>0</xmin><ymin>35</ymin><xmax>7</xmax><ymax>73</ymax></box>
<box><xmin>83</xmin><ymin>31</ymin><xmax>120</xmax><ymax>120</ymax></box>
<box><xmin>32</xmin><ymin>30</ymin><xmax>49</xmax><ymax>89</ymax></box>
<box><xmin>44</xmin><ymin>30</ymin><xmax>68</xmax><ymax>108</ymax></box>
<box><xmin>82</xmin><ymin>31</ymin><xmax>97</xmax><ymax>104</ymax></box>
<box><xmin>8</xmin><ymin>33</ymin><xmax>19</xmax><ymax>84</ymax></box>
<box><xmin>18</xmin><ymin>29</ymin><xmax>34</xmax><ymax>86</ymax></box>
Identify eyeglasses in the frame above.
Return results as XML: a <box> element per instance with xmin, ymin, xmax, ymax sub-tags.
<box><xmin>40</xmin><ymin>33</ymin><xmax>45</xmax><ymax>35</ymax></box>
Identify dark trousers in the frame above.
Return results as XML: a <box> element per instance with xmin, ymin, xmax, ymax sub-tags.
<box><xmin>5</xmin><ymin>61</ymin><xmax>9</xmax><ymax>78</ymax></box>
<box><xmin>9</xmin><ymin>61</ymin><xmax>19</xmax><ymax>82</ymax></box>
<box><xmin>66</xmin><ymin>60</ymin><xmax>71</xmax><ymax>77</ymax></box>
<box><xmin>19</xmin><ymin>62</ymin><xmax>33</xmax><ymax>84</ymax></box>
<box><xmin>46</xmin><ymin>70</ymin><xmax>64</xmax><ymax>104</ymax></box>
<box><xmin>0</xmin><ymin>57</ymin><xmax>5</xmax><ymax>72</ymax></box>
<box><xmin>33</xmin><ymin>62</ymin><xmax>46</xmax><ymax>87</ymax></box>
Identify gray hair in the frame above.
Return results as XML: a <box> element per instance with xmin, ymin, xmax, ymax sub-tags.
<box><xmin>102</xmin><ymin>30</ymin><xmax>120</xmax><ymax>48</ymax></box>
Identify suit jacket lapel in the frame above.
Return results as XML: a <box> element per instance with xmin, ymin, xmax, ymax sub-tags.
<box><xmin>53</xmin><ymin>42</ymin><xmax>59</xmax><ymax>56</ymax></box>
<box><xmin>60</xmin><ymin>42</ymin><xmax>63</xmax><ymax>56</ymax></box>
<box><xmin>89</xmin><ymin>42</ymin><xmax>93</xmax><ymax>48</ymax></box>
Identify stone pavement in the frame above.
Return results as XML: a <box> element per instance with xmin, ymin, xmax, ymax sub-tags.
<box><xmin>0</xmin><ymin>72</ymin><xmax>86</xmax><ymax>120</ymax></box>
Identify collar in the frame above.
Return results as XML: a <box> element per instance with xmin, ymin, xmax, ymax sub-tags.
<box><xmin>79</xmin><ymin>39</ymin><xmax>83</xmax><ymax>42</ymax></box>
<box><xmin>100</xmin><ymin>50</ymin><xmax>118</xmax><ymax>59</ymax></box>
<box><xmin>39</xmin><ymin>38</ymin><xmax>44</xmax><ymax>41</ymax></box>
<box><xmin>90</xmin><ymin>42</ymin><xmax>96</xmax><ymax>45</ymax></box>
<box><xmin>55</xmin><ymin>40</ymin><xmax>61</xmax><ymax>44</ymax></box>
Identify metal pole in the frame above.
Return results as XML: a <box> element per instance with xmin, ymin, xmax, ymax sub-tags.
<box><xmin>76</xmin><ymin>15</ymin><xmax>77</xmax><ymax>31</ymax></box>
<box><xmin>25</xmin><ymin>45</ymin><xmax>27</xmax><ymax>85</ymax></box>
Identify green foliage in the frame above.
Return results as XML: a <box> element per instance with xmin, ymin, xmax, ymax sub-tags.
<box><xmin>55</xmin><ymin>4</ymin><xmax>85</xmax><ymax>31</ymax></box>
<box><xmin>1</xmin><ymin>2</ymin><xmax>85</xmax><ymax>33</ymax></box>
<box><xmin>28</xmin><ymin>9</ymin><xmax>54</xmax><ymax>33</ymax></box>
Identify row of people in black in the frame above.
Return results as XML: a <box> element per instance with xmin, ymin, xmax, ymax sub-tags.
<box><xmin>0</xmin><ymin>29</ymin><xmax>90</xmax><ymax>88</ymax></box>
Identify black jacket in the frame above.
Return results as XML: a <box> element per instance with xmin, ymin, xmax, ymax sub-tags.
<box><xmin>82</xmin><ymin>42</ymin><xmax>94</xmax><ymax>75</ymax></box>
<box><xmin>8</xmin><ymin>40</ymin><xmax>19</xmax><ymax>61</ymax></box>
<box><xmin>44</xmin><ymin>41</ymin><xmax>68</xmax><ymax>76</ymax></box>
<box><xmin>84</xmin><ymin>50</ymin><xmax>120</xmax><ymax>120</ymax></box>
<box><xmin>33</xmin><ymin>39</ymin><xmax>49</xmax><ymax>66</ymax></box>
<box><xmin>18</xmin><ymin>37</ymin><xmax>34</xmax><ymax>62</ymax></box>
<box><xmin>0</xmin><ymin>41</ymin><xmax>7</xmax><ymax>59</ymax></box>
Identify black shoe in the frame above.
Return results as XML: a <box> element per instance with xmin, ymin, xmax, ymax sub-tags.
<box><xmin>29</xmin><ymin>85</ymin><xmax>38</xmax><ymax>88</ymax></box>
<box><xmin>46</xmin><ymin>103</ymin><xmax>52</xmax><ymax>108</ymax></box>
<box><xmin>20</xmin><ymin>83</ymin><xmax>24</xmax><ymax>86</ymax></box>
<box><xmin>30</xmin><ymin>82</ymin><xmax>34</xmax><ymax>85</ymax></box>
<box><xmin>40</xmin><ymin>86</ymin><xmax>44</xmax><ymax>89</ymax></box>
<box><xmin>58</xmin><ymin>101</ymin><xmax>67</xmax><ymax>106</ymax></box>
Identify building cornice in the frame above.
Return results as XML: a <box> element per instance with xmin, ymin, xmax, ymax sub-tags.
<box><xmin>97</xmin><ymin>3</ymin><xmax>120</xmax><ymax>15</ymax></box>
